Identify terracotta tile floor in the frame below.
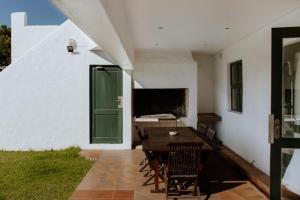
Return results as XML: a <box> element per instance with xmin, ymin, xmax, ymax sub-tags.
<box><xmin>70</xmin><ymin>150</ymin><xmax>267</xmax><ymax>200</ymax></box>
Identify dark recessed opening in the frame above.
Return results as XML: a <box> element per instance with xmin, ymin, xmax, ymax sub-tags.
<box><xmin>133</xmin><ymin>88</ymin><xmax>187</xmax><ymax>118</ymax></box>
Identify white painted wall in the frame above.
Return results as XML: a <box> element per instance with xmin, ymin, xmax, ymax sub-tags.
<box><xmin>133</xmin><ymin>50</ymin><xmax>198</xmax><ymax>128</ymax></box>
<box><xmin>11</xmin><ymin>13</ymin><xmax>59</xmax><ymax>62</ymax></box>
<box><xmin>213</xmin><ymin>7</ymin><xmax>300</xmax><ymax>175</ymax></box>
<box><xmin>192</xmin><ymin>53</ymin><xmax>214</xmax><ymax>113</ymax></box>
<box><xmin>0</xmin><ymin>13</ymin><xmax>132</xmax><ymax>150</ymax></box>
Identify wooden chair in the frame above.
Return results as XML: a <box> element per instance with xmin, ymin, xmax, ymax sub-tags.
<box><xmin>137</xmin><ymin>127</ymin><xmax>164</xmax><ymax>186</ymax></box>
<box><xmin>197</xmin><ymin>123</ymin><xmax>208</xmax><ymax>135</ymax></box>
<box><xmin>159</xmin><ymin>118</ymin><xmax>177</xmax><ymax>127</ymax></box>
<box><xmin>134</xmin><ymin>125</ymin><xmax>145</xmax><ymax>149</ymax></box>
<box><xmin>136</xmin><ymin>127</ymin><xmax>149</xmax><ymax>170</ymax></box>
<box><xmin>206</xmin><ymin>128</ymin><xmax>216</xmax><ymax>141</ymax></box>
<box><xmin>135</xmin><ymin>125</ymin><xmax>147</xmax><ymax>167</ymax></box>
<box><xmin>165</xmin><ymin>143</ymin><xmax>203</xmax><ymax>199</ymax></box>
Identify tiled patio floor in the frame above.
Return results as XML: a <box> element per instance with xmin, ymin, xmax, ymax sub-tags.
<box><xmin>70</xmin><ymin>150</ymin><xmax>267</xmax><ymax>200</ymax></box>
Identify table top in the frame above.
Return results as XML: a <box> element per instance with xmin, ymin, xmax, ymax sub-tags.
<box><xmin>142</xmin><ymin>127</ymin><xmax>214</xmax><ymax>152</ymax></box>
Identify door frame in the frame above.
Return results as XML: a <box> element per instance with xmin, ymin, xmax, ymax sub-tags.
<box><xmin>271</xmin><ymin>27</ymin><xmax>300</xmax><ymax>199</ymax></box>
<box><xmin>89</xmin><ymin>65</ymin><xmax>123</xmax><ymax>144</ymax></box>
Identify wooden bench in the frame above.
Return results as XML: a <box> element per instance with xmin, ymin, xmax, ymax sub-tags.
<box><xmin>217</xmin><ymin>145</ymin><xmax>269</xmax><ymax>197</ymax></box>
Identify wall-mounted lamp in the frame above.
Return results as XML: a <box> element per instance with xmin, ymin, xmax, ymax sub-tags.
<box><xmin>67</xmin><ymin>38</ymin><xmax>77</xmax><ymax>53</ymax></box>
<box><xmin>67</xmin><ymin>46</ymin><xmax>74</xmax><ymax>52</ymax></box>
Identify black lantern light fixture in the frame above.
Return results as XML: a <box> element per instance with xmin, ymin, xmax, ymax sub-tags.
<box><xmin>67</xmin><ymin>38</ymin><xmax>77</xmax><ymax>53</ymax></box>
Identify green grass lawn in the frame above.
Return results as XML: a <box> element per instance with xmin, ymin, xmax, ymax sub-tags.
<box><xmin>0</xmin><ymin>147</ymin><xmax>94</xmax><ymax>200</ymax></box>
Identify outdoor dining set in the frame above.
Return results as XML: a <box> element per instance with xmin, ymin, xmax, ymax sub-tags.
<box><xmin>135</xmin><ymin>118</ymin><xmax>221</xmax><ymax>200</ymax></box>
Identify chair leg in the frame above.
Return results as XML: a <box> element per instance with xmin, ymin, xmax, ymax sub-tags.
<box><xmin>139</xmin><ymin>159</ymin><xmax>145</xmax><ymax>166</ymax></box>
<box><xmin>193</xmin><ymin>180</ymin><xmax>196</xmax><ymax>195</ymax></box>
<box><xmin>144</xmin><ymin>171</ymin><xmax>150</xmax><ymax>177</ymax></box>
<box><xmin>197</xmin><ymin>189</ymin><xmax>201</xmax><ymax>200</ymax></box>
<box><xmin>165</xmin><ymin>177</ymin><xmax>169</xmax><ymax>200</ymax></box>
<box><xmin>142</xmin><ymin>168</ymin><xmax>164</xmax><ymax>186</ymax></box>
<box><xmin>139</xmin><ymin>158</ymin><xmax>148</xmax><ymax>168</ymax></box>
<box><xmin>143</xmin><ymin>174</ymin><xmax>155</xmax><ymax>186</ymax></box>
<box><xmin>193</xmin><ymin>180</ymin><xmax>200</xmax><ymax>198</ymax></box>
<box><xmin>139</xmin><ymin>162</ymin><xmax>149</xmax><ymax>172</ymax></box>
<box><xmin>199</xmin><ymin>172</ymin><xmax>210</xmax><ymax>195</ymax></box>
<box><xmin>158</xmin><ymin>173</ymin><xmax>165</xmax><ymax>182</ymax></box>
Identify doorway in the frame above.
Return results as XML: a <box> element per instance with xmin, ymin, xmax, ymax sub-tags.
<box><xmin>270</xmin><ymin>27</ymin><xmax>300</xmax><ymax>199</ymax></box>
<box><xmin>90</xmin><ymin>65</ymin><xmax>123</xmax><ymax>144</ymax></box>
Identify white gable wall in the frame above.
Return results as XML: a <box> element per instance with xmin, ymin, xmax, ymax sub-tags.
<box><xmin>213</xmin><ymin>7</ymin><xmax>300</xmax><ymax>175</ymax></box>
<box><xmin>0</xmin><ymin>16</ymin><xmax>132</xmax><ymax>150</ymax></box>
<box><xmin>11</xmin><ymin>13</ymin><xmax>59</xmax><ymax>62</ymax></box>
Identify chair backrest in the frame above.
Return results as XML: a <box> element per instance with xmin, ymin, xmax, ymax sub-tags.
<box><xmin>159</xmin><ymin>118</ymin><xmax>177</xmax><ymax>127</ymax></box>
<box><xmin>136</xmin><ymin>127</ymin><xmax>144</xmax><ymax>142</ymax></box>
<box><xmin>206</xmin><ymin>128</ymin><xmax>216</xmax><ymax>141</ymax></box>
<box><xmin>138</xmin><ymin>128</ymin><xmax>153</xmax><ymax>160</ymax></box>
<box><xmin>168</xmin><ymin>143</ymin><xmax>203</xmax><ymax>178</ymax></box>
<box><xmin>135</xmin><ymin>125</ymin><xmax>139</xmax><ymax>132</ymax></box>
<box><xmin>198</xmin><ymin>123</ymin><xmax>208</xmax><ymax>135</ymax></box>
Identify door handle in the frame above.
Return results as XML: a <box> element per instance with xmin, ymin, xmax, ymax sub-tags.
<box><xmin>268</xmin><ymin>114</ymin><xmax>281</xmax><ymax>144</ymax></box>
<box><xmin>115</xmin><ymin>96</ymin><xmax>123</xmax><ymax>108</ymax></box>
<box><xmin>274</xmin><ymin>119</ymin><xmax>281</xmax><ymax>139</ymax></box>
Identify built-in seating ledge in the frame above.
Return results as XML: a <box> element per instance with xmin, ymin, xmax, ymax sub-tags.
<box><xmin>216</xmin><ymin>145</ymin><xmax>270</xmax><ymax>197</ymax></box>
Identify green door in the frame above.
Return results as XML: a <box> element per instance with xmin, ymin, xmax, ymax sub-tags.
<box><xmin>90</xmin><ymin>65</ymin><xmax>122</xmax><ymax>144</ymax></box>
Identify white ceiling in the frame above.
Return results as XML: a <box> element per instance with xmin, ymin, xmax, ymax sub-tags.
<box><xmin>124</xmin><ymin>0</ymin><xmax>300</xmax><ymax>54</ymax></box>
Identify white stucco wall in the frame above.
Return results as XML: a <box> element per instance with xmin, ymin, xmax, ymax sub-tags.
<box><xmin>133</xmin><ymin>50</ymin><xmax>198</xmax><ymax>128</ymax></box>
<box><xmin>0</xmin><ymin>14</ymin><xmax>132</xmax><ymax>150</ymax></box>
<box><xmin>213</xmin><ymin>7</ymin><xmax>300</xmax><ymax>175</ymax></box>
<box><xmin>192</xmin><ymin>53</ymin><xmax>214</xmax><ymax>113</ymax></box>
<box><xmin>11</xmin><ymin>13</ymin><xmax>59</xmax><ymax>62</ymax></box>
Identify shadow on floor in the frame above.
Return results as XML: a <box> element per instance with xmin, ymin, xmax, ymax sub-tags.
<box><xmin>199</xmin><ymin>151</ymin><xmax>248</xmax><ymax>197</ymax></box>
<box><xmin>76</xmin><ymin>150</ymin><xmax>267</xmax><ymax>200</ymax></box>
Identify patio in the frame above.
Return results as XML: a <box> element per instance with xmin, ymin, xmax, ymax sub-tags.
<box><xmin>71</xmin><ymin>149</ymin><xmax>267</xmax><ymax>200</ymax></box>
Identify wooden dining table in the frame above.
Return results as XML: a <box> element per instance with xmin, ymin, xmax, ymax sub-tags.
<box><xmin>142</xmin><ymin>127</ymin><xmax>214</xmax><ymax>193</ymax></box>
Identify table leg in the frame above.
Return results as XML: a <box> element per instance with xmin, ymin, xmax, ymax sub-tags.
<box><xmin>150</xmin><ymin>158</ymin><xmax>165</xmax><ymax>193</ymax></box>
